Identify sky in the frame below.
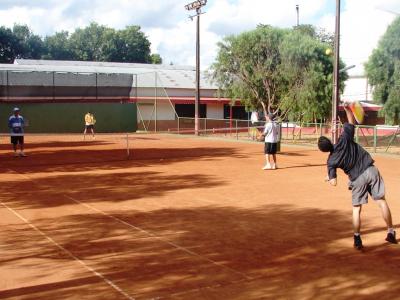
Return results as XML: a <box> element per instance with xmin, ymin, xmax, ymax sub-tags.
<box><xmin>0</xmin><ymin>0</ymin><xmax>399</xmax><ymax>76</ymax></box>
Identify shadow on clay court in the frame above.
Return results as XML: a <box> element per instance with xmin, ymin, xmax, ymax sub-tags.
<box><xmin>1</xmin><ymin>204</ymin><xmax>399</xmax><ymax>299</ymax></box>
<box><xmin>278</xmin><ymin>151</ymin><xmax>311</xmax><ymax>157</ymax></box>
<box><xmin>277</xmin><ymin>163</ymin><xmax>327</xmax><ymax>169</ymax></box>
<box><xmin>0</xmin><ymin>170</ymin><xmax>224</xmax><ymax>209</ymax></box>
<box><xmin>0</xmin><ymin>146</ymin><xmax>243</xmax><ymax>173</ymax></box>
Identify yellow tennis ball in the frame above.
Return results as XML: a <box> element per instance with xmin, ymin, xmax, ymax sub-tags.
<box><xmin>325</xmin><ymin>48</ymin><xmax>332</xmax><ymax>56</ymax></box>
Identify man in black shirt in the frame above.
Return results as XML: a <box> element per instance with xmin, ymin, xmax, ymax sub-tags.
<box><xmin>318</xmin><ymin>104</ymin><xmax>397</xmax><ymax>250</ymax></box>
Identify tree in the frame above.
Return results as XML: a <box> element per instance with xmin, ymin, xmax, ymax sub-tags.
<box><xmin>150</xmin><ymin>53</ymin><xmax>162</xmax><ymax>64</ymax></box>
<box><xmin>12</xmin><ymin>24</ymin><xmax>45</xmax><ymax>59</ymax></box>
<box><xmin>209</xmin><ymin>24</ymin><xmax>346</xmax><ymax>123</ymax></box>
<box><xmin>69</xmin><ymin>22</ymin><xmax>110</xmax><ymax>61</ymax></box>
<box><xmin>365</xmin><ymin>17</ymin><xmax>400</xmax><ymax>124</ymax></box>
<box><xmin>43</xmin><ymin>31</ymin><xmax>74</xmax><ymax>60</ymax></box>
<box><xmin>210</xmin><ymin>25</ymin><xmax>288</xmax><ymax>118</ymax></box>
<box><xmin>279</xmin><ymin>29</ymin><xmax>347</xmax><ymax>122</ymax></box>
<box><xmin>67</xmin><ymin>23</ymin><xmax>152</xmax><ymax>63</ymax></box>
<box><xmin>108</xmin><ymin>26</ymin><xmax>151</xmax><ymax>63</ymax></box>
<box><xmin>0</xmin><ymin>26</ymin><xmax>19</xmax><ymax>63</ymax></box>
<box><xmin>1</xmin><ymin>23</ymin><xmax>156</xmax><ymax>64</ymax></box>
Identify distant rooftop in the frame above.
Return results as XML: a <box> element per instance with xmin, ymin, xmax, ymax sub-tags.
<box><xmin>0</xmin><ymin>59</ymin><xmax>217</xmax><ymax>90</ymax></box>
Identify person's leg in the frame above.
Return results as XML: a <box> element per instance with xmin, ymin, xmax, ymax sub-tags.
<box><xmin>369</xmin><ymin>166</ymin><xmax>397</xmax><ymax>243</ymax></box>
<box><xmin>272</xmin><ymin>154</ymin><xmax>277</xmax><ymax>169</ymax></box>
<box><xmin>264</xmin><ymin>154</ymin><xmax>271</xmax><ymax>168</ymax></box>
<box><xmin>352</xmin><ymin>205</ymin><xmax>362</xmax><ymax>234</ymax></box>
<box><xmin>19</xmin><ymin>137</ymin><xmax>26</xmax><ymax>156</ymax></box>
<box><xmin>12</xmin><ymin>143</ymin><xmax>17</xmax><ymax>155</ymax></box>
<box><xmin>376</xmin><ymin>199</ymin><xmax>398</xmax><ymax>243</ymax></box>
<box><xmin>83</xmin><ymin>127</ymin><xmax>87</xmax><ymax>139</ymax></box>
<box><xmin>11</xmin><ymin>136</ymin><xmax>18</xmax><ymax>156</ymax></box>
<box><xmin>376</xmin><ymin>199</ymin><xmax>393</xmax><ymax>228</ymax></box>
<box><xmin>262</xmin><ymin>143</ymin><xmax>271</xmax><ymax>169</ymax></box>
<box><xmin>352</xmin><ymin>205</ymin><xmax>363</xmax><ymax>249</ymax></box>
<box><xmin>91</xmin><ymin>127</ymin><xmax>95</xmax><ymax>138</ymax></box>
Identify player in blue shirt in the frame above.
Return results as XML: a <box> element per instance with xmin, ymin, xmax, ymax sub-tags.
<box><xmin>8</xmin><ymin>107</ymin><xmax>27</xmax><ymax>157</ymax></box>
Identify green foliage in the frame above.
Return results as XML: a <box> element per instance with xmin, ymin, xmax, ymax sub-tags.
<box><xmin>150</xmin><ymin>53</ymin><xmax>163</xmax><ymax>64</ymax></box>
<box><xmin>69</xmin><ymin>22</ymin><xmax>110</xmax><ymax>61</ymax></box>
<box><xmin>0</xmin><ymin>26</ymin><xmax>19</xmax><ymax>63</ymax></box>
<box><xmin>210</xmin><ymin>24</ymin><xmax>345</xmax><ymax>122</ymax></box>
<box><xmin>365</xmin><ymin>17</ymin><xmax>400</xmax><ymax>124</ymax></box>
<box><xmin>43</xmin><ymin>31</ymin><xmax>74</xmax><ymax>60</ymax></box>
<box><xmin>0</xmin><ymin>23</ymin><xmax>156</xmax><ymax>64</ymax></box>
<box><xmin>106</xmin><ymin>26</ymin><xmax>151</xmax><ymax>63</ymax></box>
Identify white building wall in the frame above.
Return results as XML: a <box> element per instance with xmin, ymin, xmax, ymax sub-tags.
<box><xmin>343</xmin><ymin>76</ymin><xmax>373</xmax><ymax>102</ymax></box>
<box><xmin>207</xmin><ymin>104</ymin><xmax>224</xmax><ymax>119</ymax></box>
<box><xmin>137</xmin><ymin>102</ymin><xmax>225</xmax><ymax>121</ymax></box>
<box><xmin>137</xmin><ymin>102</ymin><xmax>176</xmax><ymax>120</ymax></box>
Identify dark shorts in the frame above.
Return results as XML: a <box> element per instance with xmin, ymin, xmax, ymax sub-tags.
<box><xmin>349</xmin><ymin>166</ymin><xmax>385</xmax><ymax>206</ymax></box>
<box><xmin>85</xmin><ymin>125</ymin><xmax>94</xmax><ymax>130</ymax></box>
<box><xmin>11</xmin><ymin>136</ymin><xmax>24</xmax><ymax>145</ymax></box>
<box><xmin>264</xmin><ymin>142</ymin><xmax>277</xmax><ymax>154</ymax></box>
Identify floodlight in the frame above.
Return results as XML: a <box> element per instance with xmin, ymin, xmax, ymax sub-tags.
<box><xmin>184</xmin><ymin>0</ymin><xmax>207</xmax><ymax>135</ymax></box>
<box><xmin>185</xmin><ymin>0</ymin><xmax>207</xmax><ymax>11</ymax></box>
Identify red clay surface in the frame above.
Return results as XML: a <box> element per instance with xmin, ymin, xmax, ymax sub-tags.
<box><xmin>1</xmin><ymin>133</ymin><xmax>400</xmax><ymax>299</ymax></box>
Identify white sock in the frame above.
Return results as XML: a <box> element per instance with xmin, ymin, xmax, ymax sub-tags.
<box><xmin>388</xmin><ymin>228</ymin><xmax>395</xmax><ymax>234</ymax></box>
<box><xmin>354</xmin><ymin>232</ymin><xmax>360</xmax><ymax>236</ymax></box>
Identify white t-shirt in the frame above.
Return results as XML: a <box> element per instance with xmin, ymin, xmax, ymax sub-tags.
<box><xmin>263</xmin><ymin>121</ymin><xmax>279</xmax><ymax>143</ymax></box>
<box><xmin>250</xmin><ymin>111</ymin><xmax>259</xmax><ymax>124</ymax></box>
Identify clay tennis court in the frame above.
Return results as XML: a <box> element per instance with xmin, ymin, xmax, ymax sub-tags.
<box><xmin>1</xmin><ymin>133</ymin><xmax>399</xmax><ymax>299</ymax></box>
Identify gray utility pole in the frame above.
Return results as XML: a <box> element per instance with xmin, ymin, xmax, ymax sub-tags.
<box><xmin>185</xmin><ymin>0</ymin><xmax>207</xmax><ymax>136</ymax></box>
<box><xmin>296</xmin><ymin>4</ymin><xmax>299</xmax><ymax>26</ymax></box>
<box><xmin>332</xmin><ymin>0</ymin><xmax>341</xmax><ymax>143</ymax></box>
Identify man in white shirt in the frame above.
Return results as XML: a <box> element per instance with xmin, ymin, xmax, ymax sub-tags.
<box><xmin>262</xmin><ymin>113</ymin><xmax>279</xmax><ymax>170</ymax></box>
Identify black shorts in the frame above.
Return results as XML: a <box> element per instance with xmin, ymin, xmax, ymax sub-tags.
<box><xmin>85</xmin><ymin>125</ymin><xmax>94</xmax><ymax>130</ymax></box>
<box><xmin>11</xmin><ymin>136</ymin><xmax>24</xmax><ymax>145</ymax></box>
<box><xmin>264</xmin><ymin>142</ymin><xmax>277</xmax><ymax>154</ymax></box>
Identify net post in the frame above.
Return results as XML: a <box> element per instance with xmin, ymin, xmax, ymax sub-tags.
<box><xmin>373</xmin><ymin>126</ymin><xmax>377</xmax><ymax>153</ymax></box>
<box><xmin>126</xmin><ymin>132</ymin><xmax>130</xmax><ymax>159</ymax></box>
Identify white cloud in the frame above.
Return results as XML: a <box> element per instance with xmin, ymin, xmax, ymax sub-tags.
<box><xmin>0</xmin><ymin>0</ymin><xmax>399</xmax><ymax>74</ymax></box>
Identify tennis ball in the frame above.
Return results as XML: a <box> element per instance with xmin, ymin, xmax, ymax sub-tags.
<box><xmin>325</xmin><ymin>48</ymin><xmax>332</xmax><ymax>56</ymax></box>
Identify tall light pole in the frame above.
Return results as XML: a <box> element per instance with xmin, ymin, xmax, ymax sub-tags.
<box><xmin>332</xmin><ymin>0</ymin><xmax>341</xmax><ymax>143</ymax></box>
<box><xmin>296</xmin><ymin>4</ymin><xmax>299</xmax><ymax>26</ymax></box>
<box><xmin>185</xmin><ymin>0</ymin><xmax>207</xmax><ymax>135</ymax></box>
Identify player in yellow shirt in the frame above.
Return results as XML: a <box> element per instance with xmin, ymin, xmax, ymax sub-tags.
<box><xmin>83</xmin><ymin>112</ymin><xmax>96</xmax><ymax>139</ymax></box>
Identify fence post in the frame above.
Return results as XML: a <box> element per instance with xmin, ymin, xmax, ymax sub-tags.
<box><xmin>373</xmin><ymin>126</ymin><xmax>377</xmax><ymax>153</ymax></box>
<box><xmin>236</xmin><ymin>119</ymin><xmax>238</xmax><ymax>139</ymax></box>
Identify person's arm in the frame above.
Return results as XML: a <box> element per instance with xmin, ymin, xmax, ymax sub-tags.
<box><xmin>326</xmin><ymin>160</ymin><xmax>337</xmax><ymax>186</ymax></box>
<box><xmin>343</xmin><ymin>103</ymin><xmax>354</xmax><ymax>125</ymax></box>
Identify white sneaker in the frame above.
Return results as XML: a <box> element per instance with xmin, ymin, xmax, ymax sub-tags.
<box><xmin>271</xmin><ymin>164</ymin><xmax>277</xmax><ymax>169</ymax></box>
<box><xmin>20</xmin><ymin>152</ymin><xmax>27</xmax><ymax>157</ymax></box>
<box><xmin>262</xmin><ymin>164</ymin><xmax>272</xmax><ymax>170</ymax></box>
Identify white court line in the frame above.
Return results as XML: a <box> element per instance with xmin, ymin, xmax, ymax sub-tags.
<box><xmin>0</xmin><ymin>200</ymin><xmax>135</xmax><ymax>300</ymax></box>
<box><xmin>62</xmin><ymin>194</ymin><xmax>251</xmax><ymax>280</ymax></box>
<box><xmin>11</xmin><ymin>168</ymin><xmax>251</xmax><ymax>281</ymax></box>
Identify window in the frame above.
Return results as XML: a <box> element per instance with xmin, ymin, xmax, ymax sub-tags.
<box><xmin>223</xmin><ymin>105</ymin><xmax>249</xmax><ymax>120</ymax></box>
<box><xmin>175</xmin><ymin>104</ymin><xmax>207</xmax><ymax>118</ymax></box>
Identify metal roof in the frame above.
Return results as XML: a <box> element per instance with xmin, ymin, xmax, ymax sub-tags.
<box><xmin>0</xmin><ymin>59</ymin><xmax>218</xmax><ymax>90</ymax></box>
